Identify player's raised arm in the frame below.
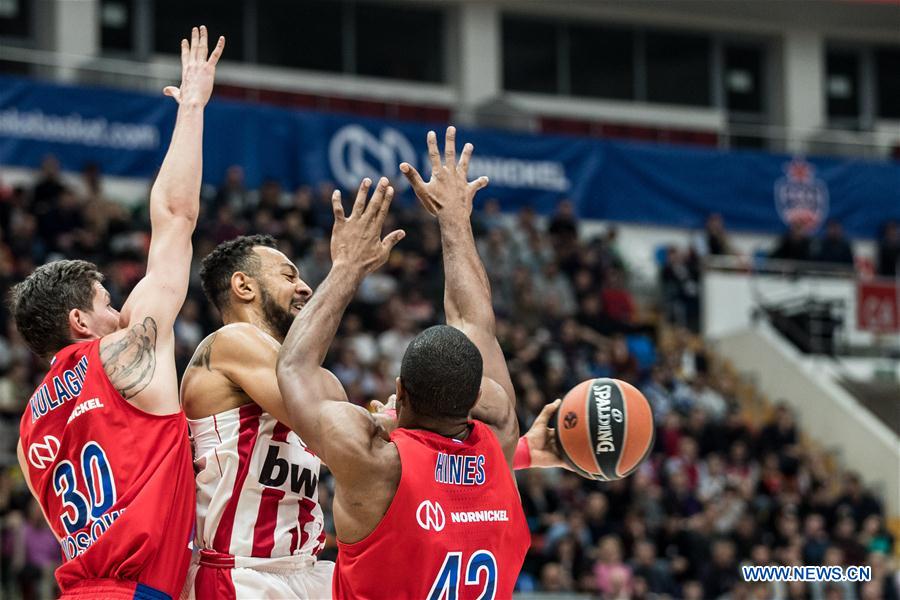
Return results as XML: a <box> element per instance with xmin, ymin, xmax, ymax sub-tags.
<box><xmin>276</xmin><ymin>178</ymin><xmax>404</xmax><ymax>464</ymax></box>
<box><xmin>103</xmin><ymin>27</ymin><xmax>223</xmax><ymax>413</ymax></box>
<box><xmin>399</xmin><ymin>127</ymin><xmax>519</xmax><ymax>461</ymax></box>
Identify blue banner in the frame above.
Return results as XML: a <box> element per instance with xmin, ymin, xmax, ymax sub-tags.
<box><xmin>1</xmin><ymin>75</ymin><xmax>898</xmax><ymax>237</ymax></box>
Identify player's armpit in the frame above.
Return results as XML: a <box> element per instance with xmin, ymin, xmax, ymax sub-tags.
<box><xmin>100</xmin><ymin>317</ymin><xmax>158</xmax><ymax>400</ymax></box>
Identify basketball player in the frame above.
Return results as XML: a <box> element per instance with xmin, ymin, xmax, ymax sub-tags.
<box><xmin>180</xmin><ymin>177</ymin><xmax>564</xmax><ymax>599</ymax></box>
<box><xmin>178</xmin><ymin>232</ymin><xmax>335</xmax><ymax>599</ymax></box>
<box><xmin>13</xmin><ymin>27</ymin><xmax>223</xmax><ymax>600</ymax></box>
<box><xmin>276</xmin><ymin>127</ymin><xmax>531</xmax><ymax>598</ymax></box>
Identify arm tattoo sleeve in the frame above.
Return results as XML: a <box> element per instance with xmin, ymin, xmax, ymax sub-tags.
<box><xmin>100</xmin><ymin>317</ymin><xmax>158</xmax><ymax>399</ymax></box>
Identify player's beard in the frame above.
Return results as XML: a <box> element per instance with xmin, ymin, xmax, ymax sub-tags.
<box><xmin>259</xmin><ymin>285</ymin><xmax>295</xmax><ymax>341</ymax></box>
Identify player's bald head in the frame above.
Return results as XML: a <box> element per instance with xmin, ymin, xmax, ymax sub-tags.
<box><xmin>399</xmin><ymin>325</ymin><xmax>483</xmax><ymax>420</ymax></box>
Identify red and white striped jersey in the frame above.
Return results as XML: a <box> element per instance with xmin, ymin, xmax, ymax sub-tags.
<box><xmin>188</xmin><ymin>403</ymin><xmax>325</xmax><ymax>559</ymax></box>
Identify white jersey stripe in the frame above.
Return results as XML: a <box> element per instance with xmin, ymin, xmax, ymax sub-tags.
<box><xmin>189</xmin><ymin>404</ymin><xmax>324</xmax><ymax>559</ymax></box>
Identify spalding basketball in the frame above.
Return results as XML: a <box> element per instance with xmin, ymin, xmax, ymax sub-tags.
<box><xmin>553</xmin><ymin>378</ymin><xmax>654</xmax><ymax>481</ymax></box>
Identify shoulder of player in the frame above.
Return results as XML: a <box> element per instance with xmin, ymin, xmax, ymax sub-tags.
<box><xmin>218</xmin><ymin>322</ymin><xmax>280</xmax><ymax>350</ymax></box>
<box><xmin>98</xmin><ymin>317</ymin><xmax>159</xmax><ymax>400</ymax></box>
<box><xmin>471</xmin><ymin>377</ymin><xmax>518</xmax><ymax>448</ymax></box>
<box><xmin>320</xmin><ymin>402</ymin><xmax>398</xmax><ymax>470</ymax></box>
<box><xmin>190</xmin><ymin>324</ymin><xmax>276</xmax><ymax>369</ymax></box>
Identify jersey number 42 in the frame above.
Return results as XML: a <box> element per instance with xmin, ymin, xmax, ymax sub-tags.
<box><xmin>427</xmin><ymin>550</ymin><xmax>497</xmax><ymax>600</ymax></box>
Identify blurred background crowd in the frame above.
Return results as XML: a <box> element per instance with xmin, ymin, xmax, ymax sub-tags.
<box><xmin>0</xmin><ymin>158</ymin><xmax>896</xmax><ymax>599</ymax></box>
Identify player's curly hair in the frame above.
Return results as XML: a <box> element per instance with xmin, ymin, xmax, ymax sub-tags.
<box><xmin>200</xmin><ymin>234</ymin><xmax>277</xmax><ymax>311</ymax></box>
<box><xmin>10</xmin><ymin>260</ymin><xmax>104</xmax><ymax>358</ymax></box>
<box><xmin>400</xmin><ymin>325</ymin><xmax>483</xmax><ymax>420</ymax></box>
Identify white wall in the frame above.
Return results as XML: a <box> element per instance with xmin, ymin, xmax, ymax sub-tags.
<box><xmin>702</xmin><ymin>269</ymin><xmax>883</xmax><ymax>347</ymax></box>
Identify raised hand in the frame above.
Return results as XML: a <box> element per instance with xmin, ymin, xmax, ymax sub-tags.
<box><xmin>330</xmin><ymin>177</ymin><xmax>405</xmax><ymax>276</ymax></box>
<box><xmin>399</xmin><ymin>126</ymin><xmax>489</xmax><ymax>221</ymax></box>
<box><xmin>163</xmin><ymin>25</ymin><xmax>225</xmax><ymax>106</ymax></box>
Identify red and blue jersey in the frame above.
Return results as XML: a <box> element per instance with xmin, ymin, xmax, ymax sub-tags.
<box><xmin>334</xmin><ymin>420</ymin><xmax>530</xmax><ymax>599</ymax></box>
<box><xmin>18</xmin><ymin>339</ymin><xmax>194</xmax><ymax>599</ymax></box>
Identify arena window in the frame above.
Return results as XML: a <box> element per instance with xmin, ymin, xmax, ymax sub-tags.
<box><xmin>875</xmin><ymin>46</ymin><xmax>900</xmax><ymax>119</ymax></box>
<box><xmin>826</xmin><ymin>49</ymin><xmax>862</xmax><ymax>123</ymax></box>
<box><xmin>354</xmin><ymin>3</ymin><xmax>445</xmax><ymax>83</ymax></box>
<box><xmin>153</xmin><ymin>0</ymin><xmax>245</xmax><ymax>61</ymax></box>
<box><xmin>645</xmin><ymin>31</ymin><xmax>712</xmax><ymax>107</ymax></box>
<box><xmin>256</xmin><ymin>0</ymin><xmax>344</xmax><ymax>73</ymax></box>
<box><xmin>100</xmin><ymin>0</ymin><xmax>133</xmax><ymax>53</ymax></box>
<box><xmin>502</xmin><ymin>16</ymin><xmax>559</xmax><ymax>94</ymax></box>
<box><xmin>0</xmin><ymin>0</ymin><xmax>31</xmax><ymax>39</ymax></box>
<box><xmin>568</xmin><ymin>24</ymin><xmax>635</xmax><ymax>101</ymax></box>
<box><xmin>723</xmin><ymin>44</ymin><xmax>765</xmax><ymax>115</ymax></box>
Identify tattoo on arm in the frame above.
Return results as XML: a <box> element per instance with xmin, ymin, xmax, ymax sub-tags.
<box><xmin>188</xmin><ymin>333</ymin><xmax>217</xmax><ymax>371</ymax></box>
<box><xmin>100</xmin><ymin>317</ymin><xmax>158</xmax><ymax>399</ymax></box>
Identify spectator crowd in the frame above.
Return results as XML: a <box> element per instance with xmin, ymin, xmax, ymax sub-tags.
<box><xmin>0</xmin><ymin>157</ymin><xmax>896</xmax><ymax>599</ymax></box>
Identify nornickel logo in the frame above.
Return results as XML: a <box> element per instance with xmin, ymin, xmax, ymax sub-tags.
<box><xmin>416</xmin><ymin>500</ymin><xmax>445</xmax><ymax>532</ymax></box>
<box><xmin>28</xmin><ymin>435</ymin><xmax>60</xmax><ymax>469</ymax></box>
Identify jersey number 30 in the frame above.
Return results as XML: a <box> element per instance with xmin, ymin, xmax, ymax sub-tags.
<box><xmin>52</xmin><ymin>442</ymin><xmax>117</xmax><ymax>535</ymax></box>
<box><xmin>427</xmin><ymin>550</ymin><xmax>497</xmax><ymax>600</ymax></box>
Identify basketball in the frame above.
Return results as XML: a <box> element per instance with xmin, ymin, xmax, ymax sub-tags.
<box><xmin>554</xmin><ymin>378</ymin><xmax>655</xmax><ymax>481</ymax></box>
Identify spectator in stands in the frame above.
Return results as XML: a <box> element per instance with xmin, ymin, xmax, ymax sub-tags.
<box><xmin>771</xmin><ymin>221</ymin><xmax>812</xmax><ymax>262</ymax></box>
<box><xmin>601</xmin><ymin>267</ymin><xmax>637</xmax><ymax>328</ymax></box>
<box><xmin>547</xmin><ymin>199</ymin><xmax>579</xmax><ymax>246</ymax></box>
<box><xmin>812</xmin><ymin>219</ymin><xmax>855</xmax><ymax>268</ymax></box>
<box><xmin>539</xmin><ymin>562</ymin><xmax>572</xmax><ymax>592</ymax></box>
<box><xmin>593</xmin><ymin>535</ymin><xmax>632</xmax><ymax>598</ymax></box>
<box><xmin>630</xmin><ymin>539</ymin><xmax>676</xmax><ymax>596</ymax></box>
<box><xmin>215</xmin><ymin>165</ymin><xmax>248</xmax><ymax>212</ymax></box>
<box><xmin>11</xmin><ymin>498</ymin><xmax>59</xmax><ymax>599</ymax></box>
<box><xmin>835</xmin><ymin>473</ymin><xmax>883</xmax><ymax>524</ymax></box>
<box><xmin>32</xmin><ymin>155</ymin><xmax>64</xmax><ymax>209</ymax></box>
<box><xmin>689</xmin><ymin>374</ymin><xmax>728</xmax><ymax>421</ymax></box>
<box><xmin>702</xmin><ymin>538</ymin><xmax>739</xmax><ymax>598</ymax></box>
<box><xmin>877</xmin><ymin>220</ymin><xmax>899</xmax><ymax>277</ymax></box>
<box><xmin>660</xmin><ymin>246</ymin><xmax>700</xmax><ymax>332</ymax></box>
<box><xmin>700</xmin><ymin>213</ymin><xmax>732</xmax><ymax>256</ymax></box>
<box><xmin>251</xmin><ymin>178</ymin><xmax>286</xmax><ymax>220</ymax></box>
<box><xmin>535</xmin><ymin>261</ymin><xmax>577</xmax><ymax>318</ymax></box>
<box><xmin>472</xmin><ymin>197</ymin><xmax>504</xmax><ymax>234</ymax></box>
<box><xmin>759</xmin><ymin>403</ymin><xmax>799</xmax><ymax>455</ymax></box>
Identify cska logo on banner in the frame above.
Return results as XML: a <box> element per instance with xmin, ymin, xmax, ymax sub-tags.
<box><xmin>774</xmin><ymin>158</ymin><xmax>829</xmax><ymax>233</ymax></box>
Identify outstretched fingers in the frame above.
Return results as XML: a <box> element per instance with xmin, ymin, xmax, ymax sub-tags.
<box><xmin>198</xmin><ymin>25</ymin><xmax>208</xmax><ymax>60</ymax></box>
<box><xmin>381</xmin><ymin>228</ymin><xmax>406</xmax><ymax>253</ymax></box>
<box><xmin>331</xmin><ymin>190</ymin><xmax>345</xmax><ymax>222</ymax></box>
<box><xmin>349</xmin><ymin>178</ymin><xmax>372</xmax><ymax>219</ymax></box>
<box><xmin>399</xmin><ymin>162</ymin><xmax>426</xmax><ymax>194</ymax></box>
<box><xmin>426</xmin><ymin>130</ymin><xmax>441</xmax><ymax>174</ymax></box>
<box><xmin>469</xmin><ymin>175</ymin><xmax>489</xmax><ymax>193</ymax></box>
<box><xmin>190</xmin><ymin>27</ymin><xmax>200</xmax><ymax>62</ymax></box>
<box><xmin>364</xmin><ymin>177</ymin><xmax>390</xmax><ymax>220</ymax></box>
<box><xmin>444</xmin><ymin>126</ymin><xmax>456</xmax><ymax>165</ymax></box>
<box><xmin>374</xmin><ymin>184</ymin><xmax>395</xmax><ymax>227</ymax></box>
<box><xmin>179</xmin><ymin>38</ymin><xmax>190</xmax><ymax>67</ymax></box>
<box><xmin>458</xmin><ymin>143</ymin><xmax>474</xmax><ymax>175</ymax></box>
<box><xmin>208</xmin><ymin>35</ymin><xmax>225</xmax><ymax>66</ymax></box>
